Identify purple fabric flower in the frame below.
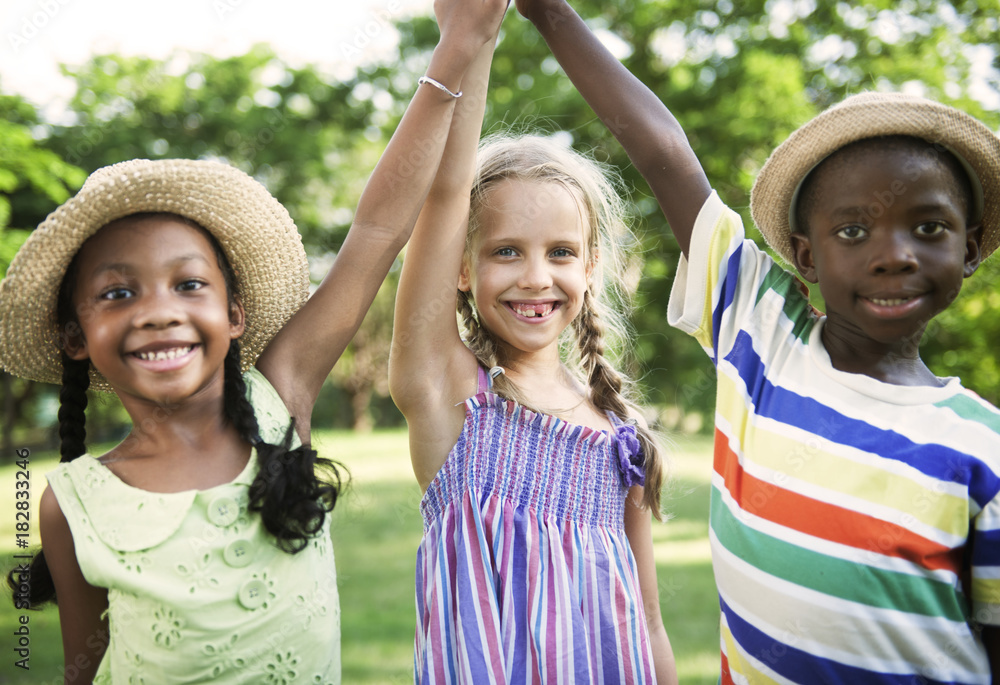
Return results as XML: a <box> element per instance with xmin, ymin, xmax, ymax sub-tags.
<box><xmin>614</xmin><ymin>422</ymin><xmax>645</xmax><ymax>487</ymax></box>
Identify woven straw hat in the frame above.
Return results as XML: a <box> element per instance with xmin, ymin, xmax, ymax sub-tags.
<box><xmin>751</xmin><ymin>91</ymin><xmax>1000</xmax><ymax>265</ymax></box>
<box><xmin>0</xmin><ymin>158</ymin><xmax>310</xmax><ymax>389</ymax></box>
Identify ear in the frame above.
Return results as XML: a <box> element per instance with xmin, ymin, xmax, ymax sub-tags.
<box><xmin>789</xmin><ymin>233</ymin><xmax>818</xmax><ymax>284</ymax></box>
<box><xmin>63</xmin><ymin>323</ymin><xmax>90</xmax><ymax>361</ymax></box>
<box><xmin>963</xmin><ymin>224</ymin><xmax>983</xmax><ymax>278</ymax></box>
<box><xmin>458</xmin><ymin>259</ymin><xmax>472</xmax><ymax>292</ymax></box>
<box><xmin>229</xmin><ymin>299</ymin><xmax>246</xmax><ymax>339</ymax></box>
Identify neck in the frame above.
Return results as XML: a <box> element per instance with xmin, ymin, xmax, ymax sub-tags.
<box><xmin>498</xmin><ymin>348</ymin><xmax>590</xmax><ymax>414</ymax></box>
<box><xmin>112</xmin><ymin>380</ymin><xmax>236</xmax><ymax>460</ymax></box>
<box><xmin>821</xmin><ymin>322</ymin><xmax>942</xmax><ymax>387</ymax></box>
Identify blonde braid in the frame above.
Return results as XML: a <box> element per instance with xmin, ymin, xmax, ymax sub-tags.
<box><xmin>576</xmin><ymin>291</ymin><xmax>664</xmax><ymax>518</ymax></box>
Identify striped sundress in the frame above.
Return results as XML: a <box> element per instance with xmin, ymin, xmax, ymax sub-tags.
<box><xmin>415</xmin><ymin>368</ymin><xmax>656</xmax><ymax>684</ymax></box>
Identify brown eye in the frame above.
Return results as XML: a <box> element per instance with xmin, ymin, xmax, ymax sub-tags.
<box><xmin>177</xmin><ymin>279</ymin><xmax>207</xmax><ymax>292</ymax></box>
<box><xmin>914</xmin><ymin>222</ymin><xmax>946</xmax><ymax>237</ymax></box>
<box><xmin>835</xmin><ymin>225</ymin><xmax>867</xmax><ymax>240</ymax></box>
<box><xmin>100</xmin><ymin>287</ymin><xmax>133</xmax><ymax>301</ymax></box>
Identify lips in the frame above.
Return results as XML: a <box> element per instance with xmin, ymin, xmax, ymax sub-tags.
<box><xmin>860</xmin><ymin>292</ymin><xmax>925</xmax><ymax>318</ymax></box>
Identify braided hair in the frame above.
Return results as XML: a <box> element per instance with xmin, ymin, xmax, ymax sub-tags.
<box><xmin>460</xmin><ymin>134</ymin><xmax>665</xmax><ymax>517</ymax></box>
<box><xmin>7</xmin><ymin>212</ymin><xmax>341</xmax><ymax>608</ymax></box>
<box><xmin>222</xmin><ymin>338</ymin><xmax>341</xmax><ymax>551</ymax></box>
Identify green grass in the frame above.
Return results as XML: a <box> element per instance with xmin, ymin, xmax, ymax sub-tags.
<box><xmin>0</xmin><ymin>430</ymin><xmax>718</xmax><ymax>683</ymax></box>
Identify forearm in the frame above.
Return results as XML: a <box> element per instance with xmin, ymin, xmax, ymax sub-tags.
<box><xmin>352</xmin><ymin>40</ymin><xmax>476</xmax><ymax>244</ymax></box>
<box><xmin>426</xmin><ymin>37</ymin><xmax>496</xmax><ymax>199</ymax></box>
<box><xmin>521</xmin><ymin>0</ymin><xmax>709</xmax><ymax>254</ymax></box>
<box><xmin>524</xmin><ymin>2</ymin><xmax>681</xmax><ymax>166</ymax></box>
<box><xmin>647</xmin><ymin>620</ymin><xmax>678</xmax><ymax>685</ymax></box>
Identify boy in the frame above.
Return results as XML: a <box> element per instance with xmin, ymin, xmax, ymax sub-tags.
<box><xmin>515</xmin><ymin>0</ymin><xmax>1000</xmax><ymax>682</ymax></box>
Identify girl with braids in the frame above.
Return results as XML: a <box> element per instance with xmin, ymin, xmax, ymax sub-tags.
<box><xmin>0</xmin><ymin>0</ymin><xmax>509</xmax><ymax>680</ymax></box>
<box><xmin>389</xmin><ymin>30</ymin><xmax>676</xmax><ymax>683</ymax></box>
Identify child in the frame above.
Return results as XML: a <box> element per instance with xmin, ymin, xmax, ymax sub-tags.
<box><xmin>516</xmin><ymin>0</ymin><xmax>1000</xmax><ymax>682</ymax></box>
<box><xmin>0</xmin><ymin>0</ymin><xmax>509</xmax><ymax>681</ymax></box>
<box><xmin>387</xmin><ymin>12</ymin><xmax>676</xmax><ymax>683</ymax></box>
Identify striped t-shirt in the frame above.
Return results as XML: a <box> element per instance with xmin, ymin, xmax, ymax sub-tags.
<box><xmin>668</xmin><ymin>191</ymin><xmax>1000</xmax><ymax>684</ymax></box>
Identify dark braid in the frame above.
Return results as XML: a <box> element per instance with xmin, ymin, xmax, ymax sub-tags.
<box><xmin>6</xmin><ymin>353</ymin><xmax>92</xmax><ymax>607</ymax></box>
<box><xmin>223</xmin><ymin>340</ymin><xmax>343</xmax><ymax>553</ymax></box>
<box><xmin>58</xmin><ymin>354</ymin><xmax>91</xmax><ymax>462</ymax></box>
<box><xmin>575</xmin><ymin>292</ymin><xmax>664</xmax><ymax>518</ymax></box>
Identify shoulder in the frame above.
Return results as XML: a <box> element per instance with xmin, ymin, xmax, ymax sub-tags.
<box><xmin>39</xmin><ymin>485</ymin><xmax>71</xmax><ymax>546</ymax></box>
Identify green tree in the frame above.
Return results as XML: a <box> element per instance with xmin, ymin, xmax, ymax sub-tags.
<box><xmin>0</xmin><ymin>92</ymin><xmax>87</xmax><ymax>458</ymax></box>
<box><xmin>391</xmin><ymin>0</ymin><xmax>1000</xmax><ymax>420</ymax></box>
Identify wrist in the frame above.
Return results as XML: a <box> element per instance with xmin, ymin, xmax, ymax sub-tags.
<box><xmin>428</xmin><ymin>38</ymin><xmax>479</xmax><ymax>83</ymax></box>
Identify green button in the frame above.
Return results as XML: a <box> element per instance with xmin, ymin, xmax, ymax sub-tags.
<box><xmin>224</xmin><ymin>539</ymin><xmax>253</xmax><ymax>568</ymax></box>
<box><xmin>207</xmin><ymin>496</ymin><xmax>238</xmax><ymax>527</ymax></box>
<box><xmin>238</xmin><ymin>579</ymin><xmax>268</xmax><ymax>610</ymax></box>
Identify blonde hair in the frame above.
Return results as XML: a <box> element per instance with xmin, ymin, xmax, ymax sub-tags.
<box><xmin>457</xmin><ymin>133</ymin><xmax>665</xmax><ymax>517</ymax></box>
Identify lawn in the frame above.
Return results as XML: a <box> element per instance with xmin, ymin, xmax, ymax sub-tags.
<box><xmin>0</xmin><ymin>429</ymin><xmax>718</xmax><ymax>683</ymax></box>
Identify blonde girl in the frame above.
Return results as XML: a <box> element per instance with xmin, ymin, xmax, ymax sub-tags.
<box><xmin>389</xmin><ymin>37</ymin><xmax>677</xmax><ymax>683</ymax></box>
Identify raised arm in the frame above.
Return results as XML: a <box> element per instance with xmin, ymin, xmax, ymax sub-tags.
<box><xmin>388</xmin><ymin>15</ymin><xmax>501</xmax><ymax>489</ymax></box>
<box><xmin>517</xmin><ymin>0</ymin><xmax>710</xmax><ymax>256</ymax></box>
<box><xmin>258</xmin><ymin>0</ymin><xmax>509</xmax><ymax>425</ymax></box>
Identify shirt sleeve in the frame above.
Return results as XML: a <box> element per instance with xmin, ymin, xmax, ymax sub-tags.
<box><xmin>667</xmin><ymin>190</ymin><xmax>814</xmax><ymax>365</ymax></box>
<box><xmin>972</xmin><ymin>491</ymin><xmax>1000</xmax><ymax>626</ymax></box>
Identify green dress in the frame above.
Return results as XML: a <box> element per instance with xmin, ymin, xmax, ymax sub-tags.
<box><xmin>47</xmin><ymin>368</ymin><xmax>341</xmax><ymax>684</ymax></box>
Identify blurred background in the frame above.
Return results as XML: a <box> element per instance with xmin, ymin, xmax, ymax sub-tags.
<box><xmin>2</xmin><ymin>1</ymin><xmax>999</xmax><ymax>682</ymax></box>
<box><xmin>3</xmin><ymin>0</ymin><xmax>999</xmax><ymax>455</ymax></box>
<box><xmin>3</xmin><ymin>0</ymin><xmax>1000</xmax><ymax>453</ymax></box>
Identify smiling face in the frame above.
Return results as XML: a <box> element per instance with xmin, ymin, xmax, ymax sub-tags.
<box><xmin>790</xmin><ymin>137</ymin><xmax>982</xmax><ymax>365</ymax></box>
<box><xmin>459</xmin><ymin>178</ymin><xmax>593</xmax><ymax>363</ymax></box>
<box><xmin>64</xmin><ymin>214</ymin><xmax>244</xmax><ymax>406</ymax></box>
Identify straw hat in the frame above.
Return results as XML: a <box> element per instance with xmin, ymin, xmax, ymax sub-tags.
<box><xmin>751</xmin><ymin>91</ymin><xmax>1000</xmax><ymax>265</ymax></box>
<box><xmin>0</xmin><ymin>158</ymin><xmax>310</xmax><ymax>389</ymax></box>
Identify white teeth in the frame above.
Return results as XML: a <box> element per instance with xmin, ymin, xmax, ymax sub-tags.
<box><xmin>135</xmin><ymin>346</ymin><xmax>192</xmax><ymax>361</ymax></box>
<box><xmin>514</xmin><ymin>303</ymin><xmax>553</xmax><ymax>318</ymax></box>
<box><xmin>870</xmin><ymin>297</ymin><xmax>909</xmax><ymax>306</ymax></box>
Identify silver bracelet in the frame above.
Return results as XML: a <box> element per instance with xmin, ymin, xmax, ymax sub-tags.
<box><xmin>418</xmin><ymin>75</ymin><xmax>462</xmax><ymax>99</ymax></box>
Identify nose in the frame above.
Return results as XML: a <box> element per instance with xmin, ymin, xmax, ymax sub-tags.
<box><xmin>133</xmin><ymin>288</ymin><xmax>184</xmax><ymax>329</ymax></box>
<box><xmin>869</xmin><ymin>229</ymin><xmax>918</xmax><ymax>275</ymax></box>
<box><xmin>518</xmin><ymin>254</ymin><xmax>553</xmax><ymax>291</ymax></box>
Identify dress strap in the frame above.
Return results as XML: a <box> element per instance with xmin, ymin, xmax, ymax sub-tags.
<box><xmin>477</xmin><ymin>365</ymin><xmax>490</xmax><ymax>394</ymax></box>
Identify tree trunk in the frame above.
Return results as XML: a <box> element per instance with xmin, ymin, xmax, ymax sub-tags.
<box><xmin>349</xmin><ymin>382</ymin><xmax>373</xmax><ymax>433</ymax></box>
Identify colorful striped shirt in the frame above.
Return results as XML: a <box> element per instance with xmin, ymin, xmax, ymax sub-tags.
<box><xmin>415</xmin><ymin>380</ymin><xmax>656</xmax><ymax>684</ymax></box>
<box><xmin>668</xmin><ymin>191</ymin><xmax>1000</xmax><ymax>684</ymax></box>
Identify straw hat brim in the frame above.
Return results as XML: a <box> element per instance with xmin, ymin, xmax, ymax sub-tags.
<box><xmin>750</xmin><ymin>92</ymin><xmax>1000</xmax><ymax>265</ymax></box>
<box><xmin>0</xmin><ymin>158</ymin><xmax>309</xmax><ymax>390</ymax></box>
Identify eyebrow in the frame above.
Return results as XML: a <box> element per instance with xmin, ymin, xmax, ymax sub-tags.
<box><xmin>89</xmin><ymin>253</ymin><xmax>212</xmax><ymax>277</ymax></box>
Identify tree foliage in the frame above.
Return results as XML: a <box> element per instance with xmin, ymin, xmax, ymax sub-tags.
<box><xmin>0</xmin><ymin>93</ymin><xmax>87</xmax><ymax>455</ymax></box>
<box><xmin>3</xmin><ymin>1</ymin><xmax>1000</xmax><ymax>444</ymax></box>
<box><xmin>391</xmin><ymin>0</ymin><xmax>1000</xmax><ymax>419</ymax></box>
